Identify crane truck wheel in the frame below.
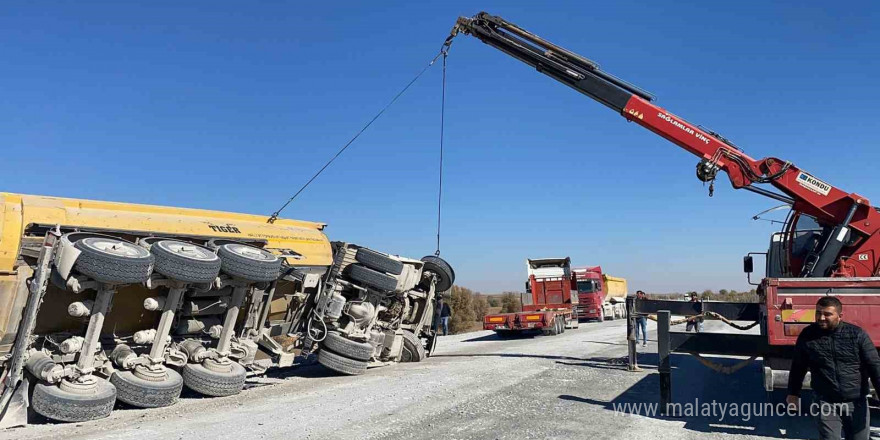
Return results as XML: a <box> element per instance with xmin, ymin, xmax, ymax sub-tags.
<box><xmin>31</xmin><ymin>379</ymin><xmax>116</xmax><ymax>423</ymax></box>
<box><xmin>322</xmin><ymin>332</ymin><xmax>374</xmax><ymax>361</ymax></box>
<box><xmin>182</xmin><ymin>360</ymin><xmax>247</xmax><ymax>397</ymax></box>
<box><xmin>111</xmin><ymin>367</ymin><xmax>184</xmax><ymax>408</ymax></box>
<box><xmin>400</xmin><ymin>330</ymin><xmax>426</xmax><ymax>362</ymax></box>
<box><xmin>317</xmin><ymin>349</ymin><xmax>368</xmax><ymax>376</ymax></box>
<box><xmin>347</xmin><ymin>264</ymin><xmax>399</xmax><ymax>292</ymax></box>
<box><xmin>355</xmin><ymin>248</ymin><xmax>404</xmax><ymax>275</ymax></box>
<box><xmin>73</xmin><ymin>237</ymin><xmax>154</xmax><ymax>285</ymax></box>
<box><xmin>420</xmin><ymin>255</ymin><xmax>455</xmax><ymax>292</ymax></box>
<box><xmin>151</xmin><ymin>240</ymin><xmax>222</xmax><ymax>284</ymax></box>
<box><xmin>217</xmin><ymin>243</ymin><xmax>282</xmax><ymax>283</ymax></box>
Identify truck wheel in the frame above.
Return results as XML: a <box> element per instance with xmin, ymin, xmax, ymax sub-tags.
<box><xmin>152</xmin><ymin>240</ymin><xmax>222</xmax><ymax>284</ymax></box>
<box><xmin>400</xmin><ymin>330</ymin><xmax>426</xmax><ymax>362</ymax></box>
<box><xmin>420</xmin><ymin>255</ymin><xmax>455</xmax><ymax>292</ymax></box>
<box><xmin>111</xmin><ymin>367</ymin><xmax>184</xmax><ymax>408</ymax></box>
<box><xmin>560</xmin><ymin>318</ymin><xmax>566</xmax><ymax>333</ymax></box>
<box><xmin>598</xmin><ymin>310</ymin><xmax>605</xmax><ymax>323</ymax></box>
<box><xmin>355</xmin><ymin>248</ymin><xmax>403</xmax><ymax>275</ymax></box>
<box><xmin>347</xmin><ymin>264</ymin><xmax>398</xmax><ymax>292</ymax></box>
<box><xmin>73</xmin><ymin>237</ymin><xmax>154</xmax><ymax>285</ymax></box>
<box><xmin>218</xmin><ymin>243</ymin><xmax>282</xmax><ymax>283</ymax></box>
<box><xmin>31</xmin><ymin>379</ymin><xmax>116</xmax><ymax>422</ymax></box>
<box><xmin>322</xmin><ymin>332</ymin><xmax>374</xmax><ymax>361</ymax></box>
<box><xmin>425</xmin><ymin>333</ymin><xmax>438</xmax><ymax>357</ymax></box>
<box><xmin>318</xmin><ymin>349</ymin><xmax>368</xmax><ymax>375</ymax></box>
<box><xmin>182</xmin><ymin>360</ymin><xmax>247</xmax><ymax>397</ymax></box>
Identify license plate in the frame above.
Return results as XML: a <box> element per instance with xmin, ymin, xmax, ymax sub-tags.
<box><xmin>495</xmin><ymin>325</ymin><xmax>508</xmax><ymax>330</ymax></box>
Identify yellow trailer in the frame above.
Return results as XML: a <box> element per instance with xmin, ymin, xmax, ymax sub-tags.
<box><xmin>0</xmin><ymin>192</ymin><xmax>453</xmax><ymax>427</ymax></box>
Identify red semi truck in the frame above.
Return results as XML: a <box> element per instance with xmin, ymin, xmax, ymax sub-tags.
<box><xmin>483</xmin><ymin>258</ymin><xmax>579</xmax><ymax>337</ymax></box>
<box><xmin>572</xmin><ymin>267</ymin><xmax>628</xmax><ymax>322</ymax></box>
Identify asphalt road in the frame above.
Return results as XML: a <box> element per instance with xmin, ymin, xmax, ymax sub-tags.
<box><xmin>2</xmin><ymin>318</ymin><xmax>873</xmax><ymax>440</ymax></box>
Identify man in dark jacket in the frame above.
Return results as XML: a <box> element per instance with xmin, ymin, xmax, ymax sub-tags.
<box><xmin>439</xmin><ymin>299</ymin><xmax>452</xmax><ymax>336</ymax></box>
<box><xmin>787</xmin><ymin>296</ymin><xmax>880</xmax><ymax>440</ymax></box>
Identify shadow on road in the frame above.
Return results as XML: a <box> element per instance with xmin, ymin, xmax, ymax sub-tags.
<box><xmin>460</xmin><ymin>332</ymin><xmax>539</xmax><ymax>342</ymax></box>
<box><xmin>555</xmin><ymin>352</ymin><xmax>880</xmax><ymax>439</ymax></box>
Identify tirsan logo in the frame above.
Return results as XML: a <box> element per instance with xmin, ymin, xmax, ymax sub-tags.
<box><xmin>208</xmin><ymin>224</ymin><xmax>242</xmax><ymax>234</ymax></box>
<box><xmin>797</xmin><ymin>172</ymin><xmax>831</xmax><ymax>196</ymax></box>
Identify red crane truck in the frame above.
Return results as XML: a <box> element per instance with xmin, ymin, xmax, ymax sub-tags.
<box><xmin>447</xmin><ymin>12</ymin><xmax>880</xmax><ymax>405</ymax></box>
<box><xmin>572</xmin><ymin>266</ymin><xmax>627</xmax><ymax>322</ymax></box>
<box><xmin>484</xmin><ymin>258</ymin><xmax>579</xmax><ymax>337</ymax></box>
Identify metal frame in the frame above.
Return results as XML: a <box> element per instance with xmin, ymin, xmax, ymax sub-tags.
<box><xmin>626</xmin><ymin>297</ymin><xmax>783</xmax><ymax>416</ymax></box>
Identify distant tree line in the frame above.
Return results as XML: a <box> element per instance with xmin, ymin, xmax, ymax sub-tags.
<box><xmin>645</xmin><ymin>289</ymin><xmax>759</xmax><ymax>303</ymax></box>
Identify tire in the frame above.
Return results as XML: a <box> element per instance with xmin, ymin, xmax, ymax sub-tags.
<box><xmin>598</xmin><ymin>310</ymin><xmax>605</xmax><ymax>323</ymax></box>
<box><xmin>318</xmin><ymin>349</ymin><xmax>368</xmax><ymax>376</ymax></box>
<box><xmin>322</xmin><ymin>332</ymin><xmax>374</xmax><ymax>361</ymax></box>
<box><xmin>347</xmin><ymin>264</ymin><xmax>398</xmax><ymax>292</ymax></box>
<box><xmin>559</xmin><ymin>318</ymin><xmax>566</xmax><ymax>333</ymax></box>
<box><xmin>111</xmin><ymin>368</ymin><xmax>183</xmax><ymax>408</ymax></box>
<box><xmin>420</xmin><ymin>255</ymin><xmax>455</xmax><ymax>292</ymax></box>
<box><xmin>73</xmin><ymin>237</ymin><xmax>154</xmax><ymax>285</ymax></box>
<box><xmin>182</xmin><ymin>361</ymin><xmax>247</xmax><ymax>397</ymax></box>
<box><xmin>355</xmin><ymin>248</ymin><xmax>403</xmax><ymax>275</ymax></box>
<box><xmin>425</xmin><ymin>333</ymin><xmax>438</xmax><ymax>357</ymax></box>
<box><xmin>31</xmin><ymin>379</ymin><xmax>116</xmax><ymax>423</ymax></box>
<box><xmin>152</xmin><ymin>240</ymin><xmax>221</xmax><ymax>284</ymax></box>
<box><xmin>218</xmin><ymin>243</ymin><xmax>282</xmax><ymax>283</ymax></box>
<box><xmin>400</xmin><ymin>330</ymin><xmax>426</xmax><ymax>362</ymax></box>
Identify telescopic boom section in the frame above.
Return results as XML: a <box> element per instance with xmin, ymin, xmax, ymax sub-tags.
<box><xmin>449</xmin><ymin>12</ymin><xmax>880</xmax><ymax>277</ymax></box>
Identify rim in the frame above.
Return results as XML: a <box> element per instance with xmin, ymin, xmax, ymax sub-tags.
<box><xmin>224</xmin><ymin>243</ymin><xmax>276</xmax><ymax>261</ymax></box>
<box><xmin>157</xmin><ymin>240</ymin><xmax>218</xmax><ymax>261</ymax></box>
<box><xmin>82</xmin><ymin>238</ymin><xmax>148</xmax><ymax>258</ymax></box>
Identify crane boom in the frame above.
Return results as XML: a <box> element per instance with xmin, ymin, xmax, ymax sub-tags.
<box><xmin>448</xmin><ymin>11</ymin><xmax>880</xmax><ymax>278</ymax></box>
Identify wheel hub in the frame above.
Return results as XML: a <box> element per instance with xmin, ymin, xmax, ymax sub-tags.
<box><xmin>90</xmin><ymin>239</ymin><xmax>144</xmax><ymax>258</ymax></box>
<box><xmin>160</xmin><ymin>241</ymin><xmax>217</xmax><ymax>261</ymax></box>
<box><xmin>132</xmin><ymin>364</ymin><xmax>170</xmax><ymax>382</ymax></box>
<box><xmin>59</xmin><ymin>376</ymin><xmax>99</xmax><ymax>394</ymax></box>
<box><xmin>203</xmin><ymin>357</ymin><xmax>234</xmax><ymax>373</ymax></box>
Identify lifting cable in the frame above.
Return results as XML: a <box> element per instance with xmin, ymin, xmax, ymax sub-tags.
<box><xmin>435</xmin><ymin>51</ymin><xmax>447</xmax><ymax>256</ymax></box>
<box><xmin>267</xmin><ymin>49</ymin><xmax>449</xmax><ymax>224</ymax></box>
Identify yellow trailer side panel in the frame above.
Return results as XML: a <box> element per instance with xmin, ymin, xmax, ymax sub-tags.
<box><xmin>0</xmin><ymin>192</ymin><xmax>332</xmax><ymax>272</ymax></box>
<box><xmin>603</xmin><ymin>274</ymin><xmax>628</xmax><ymax>300</ymax></box>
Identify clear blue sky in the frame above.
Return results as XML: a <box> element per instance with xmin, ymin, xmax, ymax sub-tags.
<box><xmin>2</xmin><ymin>2</ymin><xmax>878</xmax><ymax>294</ymax></box>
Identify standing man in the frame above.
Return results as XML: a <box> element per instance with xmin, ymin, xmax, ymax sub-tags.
<box><xmin>439</xmin><ymin>298</ymin><xmax>452</xmax><ymax>336</ymax></box>
<box><xmin>685</xmin><ymin>293</ymin><xmax>704</xmax><ymax>333</ymax></box>
<box><xmin>635</xmin><ymin>290</ymin><xmax>648</xmax><ymax>347</ymax></box>
<box><xmin>787</xmin><ymin>296</ymin><xmax>880</xmax><ymax>440</ymax></box>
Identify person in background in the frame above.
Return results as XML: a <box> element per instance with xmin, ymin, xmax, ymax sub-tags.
<box><xmin>685</xmin><ymin>293</ymin><xmax>704</xmax><ymax>332</ymax></box>
<box><xmin>439</xmin><ymin>298</ymin><xmax>452</xmax><ymax>336</ymax></box>
<box><xmin>635</xmin><ymin>290</ymin><xmax>648</xmax><ymax>347</ymax></box>
<box><xmin>787</xmin><ymin>296</ymin><xmax>880</xmax><ymax>440</ymax></box>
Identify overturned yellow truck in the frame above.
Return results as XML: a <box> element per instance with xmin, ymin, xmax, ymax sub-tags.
<box><xmin>0</xmin><ymin>192</ymin><xmax>452</xmax><ymax>427</ymax></box>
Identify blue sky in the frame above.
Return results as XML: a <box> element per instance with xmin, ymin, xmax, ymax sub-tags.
<box><xmin>2</xmin><ymin>2</ymin><xmax>878</xmax><ymax>294</ymax></box>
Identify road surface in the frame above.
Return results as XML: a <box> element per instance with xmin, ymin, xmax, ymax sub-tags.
<box><xmin>2</xmin><ymin>319</ymin><xmax>867</xmax><ymax>440</ymax></box>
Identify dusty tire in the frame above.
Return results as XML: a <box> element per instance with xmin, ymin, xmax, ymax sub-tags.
<box><xmin>182</xmin><ymin>361</ymin><xmax>247</xmax><ymax>397</ymax></box>
<box><xmin>152</xmin><ymin>240</ymin><xmax>221</xmax><ymax>284</ymax></box>
<box><xmin>420</xmin><ymin>255</ymin><xmax>455</xmax><ymax>292</ymax></box>
<box><xmin>73</xmin><ymin>237</ymin><xmax>154</xmax><ymax>284</ymax></box>
<box><xmin>217</xmin><ymin>243</ymin><xmax>281</xmax><ymax>283</ymax></box>
<box><xmin>400</xmin><ymin>330</ymin><xmax>426</xmax><ymax>363</ymax></box>
<box><xmin>355</xmin><ymin>248</ymin><xmax>403</xmax><ymax>275</ymax></box>
<box><xmin>425</xmin><ymin>333</ymin><xmax>438</xmax><ymax>357</ymax></box>
<box><xmin>347</xmin><ymin>264</ymin><xmax>398</xmax><ymax>292</ymax></box>
<box><xmin>111</xmin><ymin>368</ymin><xmax>183</xmax><ymax>408</ymax></box>
<box><xmin>322</xmin><ymin>332</ymin><xmax>374</xmax><ymax>361</ymax></box>
<box><xmin>318</xmin><ymin>349</ymin><xmax>368</xmax><ymax>376</ymax></box>
<box><xmin>31</xmin><ymin>379</ymin><xmax>116</xmax><ymax>422</ymax></box>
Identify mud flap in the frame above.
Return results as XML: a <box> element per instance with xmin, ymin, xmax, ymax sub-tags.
<box><xmin>0</xmin><ymin>377</ymin><xmax>30</xmax><ymax>429</ymax></box>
